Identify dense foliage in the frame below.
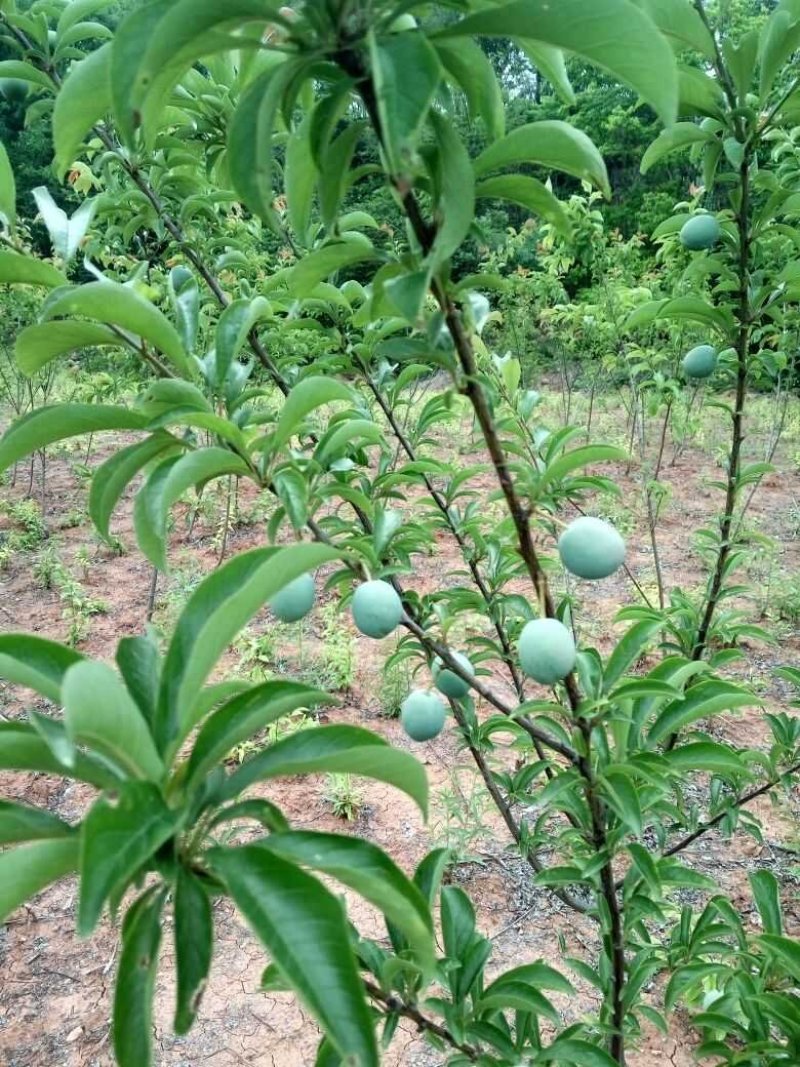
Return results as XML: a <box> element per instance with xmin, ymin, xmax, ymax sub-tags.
<box><xmin>1</xmin><ymin>1</ymin><xmax>800</xmax><ymax>1066</ymax></box>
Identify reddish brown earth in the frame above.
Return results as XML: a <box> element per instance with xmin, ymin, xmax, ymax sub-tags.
<box><xmin>1</xmin><ymin>386</ymin><xmax>799</xmax><ymax>1066</ymax></box>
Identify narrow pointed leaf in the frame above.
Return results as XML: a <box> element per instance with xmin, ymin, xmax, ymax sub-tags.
<box><xmin>0</xmin><ymin>838</ymin><xmax>79</xmax><ymax>924</ymax></box>
<box><xmin>209</xmin><ymin>846</ymin><xmax>378</xmax><ymax>1067</ymax></box>
<box><xmin>222</xmin><ymin>724</ymin><xmax>428</xmax><ymax>816</ymax></box>
<box><xmin>0</xmin><ymin>633</ymin><xmax>84</xmax><ymax>702</ymax></box>
<box><xmin>0</xmin><ymin>801</ymin><xmax>73</xmax><ymax>845</ymax></box>
<box><xmin>185</xmin><ymin>680</ymin><xmax>333</xmax><ymax>792</ymax></box>
<box><xmin>79</xmin><ymin>782</ymin><xmax>180</xmax><ymax>936</ymax></box>
<box><xmin>90</xmin><ymin>433</ymin><xmax>181</xmax><ymax>542</ymax></box>
<box><xmin>44</xmin><ymin>283</ymin><xmax>192</xmax><ymax>376</ymax></box>
<box><xmin>157</xmin><ymin>544</ymin><xmax>339</xmax><ymax>753</ymax></box>
<box><xmin>52</xmin><ymin>40</ymin><xmax>109</xmax><ymax>174</ymax></box>
<box><xmin>16</xmin><ymin>320</ymin><xmax>120</xmax><ymax>374</ymax></box>
<box><xmin>174</xmin><ymin>867</ymin><xmax>213</xmax><ymax>1034</ymax></box>
<box><xmin>0</xmin><ymin>403</ymin><xmax>146</xmax><ymax>475</ymax></box>
<box><xmin>113</xmin><ymin>887</ymin><xmax>166</xmax><ymax>1067</ymax></box>
<box><xmin>133</xmin><ymin>449</ymin><xmax>250</xmax><ymax>570</ymax></box>
<box><xmin>439</xmin><ymin>0</ymin><xmax>678</xmax><ymax>125</ymax></box>
<box><xmin>63</xmin><ymin>661</ymin><xmax>164</xmax><ymax>781</ymax></box>
<box><xmin>256</xmin><ymin>831</ymin><xmax>435</xmax><ymax>973</ymax></box>
<box><xmin>475</xmin><ymin>121</ymin><xmax>610</xmax><ymax>197</ymax></box>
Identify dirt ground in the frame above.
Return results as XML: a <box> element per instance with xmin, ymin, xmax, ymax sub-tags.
<box><xmin>1</xmin><ymin>383</ymin><xmax>799</xmax><ymax>1066</ymax></box>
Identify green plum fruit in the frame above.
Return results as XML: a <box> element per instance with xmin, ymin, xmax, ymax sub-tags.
<box><xmin>679</xmin><ymin>214</ymin><xmax>720</xmax><ymax>251</ymax></box>
<box><xmin>432</xmin><ymin>652</ymin><xmax>474</xmax><ymax>699</ymax></box>
<box><xmin>401</xmin><ymin>689</ymin><xmax>446</xmax><ymax>741</ymax></box>
<box><xmin>518</xmin><ymin>618</ymin><xmax>576</xmax><ymax>685</ymax></box>
<box><xmin>351</xmin><ymin>580</ymin><xmax>403</xmax><ymax>638</ymax></box>
<box><xmin>269</xmin><ymin>573</ymin><xmax>315</xmax><ymax>622</ymax></box>
<box><xmin>558</xmin><ymin>516</ymin><xmax>626</xmax><ymax>580</ymax></box>
<box><xmin>682</xmin><ymin>344</ymin><xmax>717</xmax><ymax>379</ymax></box>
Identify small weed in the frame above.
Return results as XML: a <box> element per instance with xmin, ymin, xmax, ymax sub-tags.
<box><xmin>316</xmin><ymin>602</ymin><xmax>355</xmax><ymax>691</ymax></box>
<box><xmin>322</xmin><ymin>774</ymin><xmax>365</xmax><ymax>821</ymax></box>
<box><xmin>0</xmin><ymin>500</ymin><xmax>48</xmax><ymax>570</ymax></box>
<box><xmin>775</xmin><ymin>574</ymin><xmax>800</xmax><ymax>623</ymax></box>
<box><xmin>33</xmin><ymin>544</ymin><xmax>61</xmax><ymax>589</ymax></box>
<box><xmin>432</xmin><ymin>767</ymin><xmax>493</xmax><ymax>866</ymax></box>
<box><xmin>227</xmin><ymin>709</ymin><xmax>314</xmax><ymax>764</ymax></box>
<box><xmin>379</xmin><ymin>656</ymin><xmax>413</xmax><ymax>718</ymax></box>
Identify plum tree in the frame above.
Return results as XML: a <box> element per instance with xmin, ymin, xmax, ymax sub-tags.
<box><xmin>269</xmin><ymin>573</ymin><xmax>315</xmax><ymax>622</ymax></box>
<box><xmin>518</xmin><ymin>618</ymin><xmax>577</xmax><ymax>685</ymax></box>
<box><xmin>351</xmin><ymin>580</ymin><xmax>403</xmax><ymax>638</ymax></box>
<box><xmin>558</xmin><ymin>516</ymin><xmax>626</xmax><ymax>580</ymax></box>
<box><xmin>400</xmin><ymin>689</ymin><xmax>446</xmax><ymax>741</ymax></box>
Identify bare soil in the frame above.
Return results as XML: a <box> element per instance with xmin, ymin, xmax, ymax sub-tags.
<box><xmin>1</xmin><ymin>385</ymin><xmax>799</xmax><ymax>1066</ymax></box>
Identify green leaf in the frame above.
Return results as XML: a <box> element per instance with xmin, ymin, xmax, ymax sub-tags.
<box><xmin>722</xmin><ymin>29</ymin><xmax>759</xmax><ymax>104</ymax></box>
<box><xmin>256</xmin><ymin>832</ymin><xmax>434</xmax><ymax>975</ymax></box>
<box><xmin>272</xmin><ymin>376</ymin><xmax>354</xmax><ymax>451</ymax></box>
<box><xmin>285</xmin><ymin>114</ymin><xmax>316</xmax><ymax>240</ymax></box>
<box><xmin>58</xmin><ymin>0</ymin><xmax>115</xmax><ymax>36</ymax></box>
<box><xmin>43</xmin><ymin>283</ymin><xmax>192</xmax><ymax>377</ymax></box>
<box><xmin>600</xmin><ymin>771</ymin><xmax>643</xmax><ymax>837</ymax></box>
<box><xmin>168</xmin><ymin>267</ymin><xmax>200</xmax><ymax>353</ymax></box>
<box><xmin>760</xmin><ymin>934</ymin><xmax>800</xmax><ymax>982</ymax></box>
<box><xmin>655</xmin><ymin>295</ymin><xmax>733</xmax><ymax>335</ymax></box>
<box><xmin>604</xmin><ymin>620</ymin><xmax>664</xmax><ymax>691</ymax></box>
<box><xmin>0</xmin><ymin>250</ymin><xmax>66</xmax><ymax>288</ymax></box>
<box><xmin>0</xmin><ymin>402</ymin><xmax>146</xmax><ymax>476</ymax></box>
<box><xmin>174</xmin><ymin>867</ymin><xmax>213</xmax><ymax>1034</ymax></box>
<box><xmin>228</xmin><ymin>56</ymin><xmax>299</xmax><ymax>228</ymax></box>
<box><xmin>475</xmin><ymin>121</ymin><xmax>610</xmax><ymax>198</ymax></box>
<box><xmin>483</xmin><ymin>962</ymin><xmax>574</xmax><ymax>1001</ymax></box>
<box><xmin>641</xmin><ymin>122</ymin><xmax>712</xmax><ymax>174</ymax></box>
<box><xmin>751</xmin><ymin>870</ymin><xmax>782</xmax><ymax>937</ymax></box>
<box><xmin>664</xmin><ymin>742</ymin><xmax>747</xmax><ymax>776</ymax></box>
<box><xmin>648</xmin><ymin>680</ymin><xmax>753</xmax><ymax>745</ymax></box>
<box><xmin>214</xmin><ymin>296</ymin><xmax>270</xmax><ymax>388</ymax></box>
<box><xmin>209</xmin><ymin>846</ymin><xmax>378</xmax><ymax>1067</ymax></box>
<box><xmin>318</xmin><ymin>122</ymin><xmax>364</xmax><ymax>231</ymax></box>
<box><xmin>157</xmin><ymin>544</ymin><xmax>339</xmax><ymax>753</ymax></box>
<box><xmin>16</xmin><ymin>320</ymin><xmax>120</xmax><ymax>375</ymax></box>
<box><xmin>440</xmin><ymin>0</ymin><xmax>678</xmax><ymax>125</ymax></box>
<box><xmin>517</xmin><ymin>41</ymin><xmax>575</xmax><ymax>105</ymax></box>
<box><xmin>185</xmin><ymin>680</ymin><xmax>333</xmax><ymax>792</ymax></box>
<box><xmin>0</xmin><ymin>838</ymin><xmax>79</xmax><ymax>924</ymax></box>
<box><xmin>289</xmin><ymin>237</ymin><xmax>376</xmax><ymax>297</ymax></box>
<box><xmin>540</xmin><ymin>1039</ymin><xmax>618</xmax><ymax>1067</ymax></box>
<box><xmin>539</xmin><ymin>444</ymin><xmax>627</xmax><ymax>491</ymax></box>
<box><xmin>759</xmin><ymin>9</ymin><xmax>800</xmax><ymax>100</ymax></box>
<box><xmin>134</xmin><ymin>449</ymin><xmax>250</xmax><ymax>570</ymax></box>
<box><xmin>627</xmin><ymin>841</ymin><xmax>660</xmax><ymax>893</ymax></box>
<box><xmin>0</xmin><ymin>801</ymin><xmax>73</xmax><ymax>845</ymax></box>
<box><xmin>429</xmin><ymin>110</ymin><xmax>475</xmax><ymax>267</ymax></box>
<box><xmin>90</xmin><ymin>433</ymin><xmax>181</xmax><ymax>542</ymax></box>
<box><xmin>116</xmin><ymin>634</ymin><xmax>161</xmax><ymax>727</ymax></box>
<box><xmin>383</xmin><ymin>269</ymin><xmax>430</xmax><ymax>323</ymax></box>
<box><xmin>112</xmin><ymin>0</ymin><xmax>290</xmax><ymax>143</ymax></box>
<box><xmin>113</xmin><ymin>887</ymin><xmax>166</xmax><ymax>1067</ymax></box>
<box><xmin>78</xmin><ymin>782</ymin><xmax>180</xmax><ymax>936</ymax></box>
<box><xmin>63</xmin><ymin>661</ymin><xmax>164</xmax><ymax>781</ymax></box>
<box><xmin>0</xmin><ymin>60</ymin><xmax>55</xmax><ymax>91</ymax></box>
<box><xmin>221</xmin><ymin>724</ymin><xmax>428</xmax><ymax>817</ymax></box>
<box><xmin>475</xmin><ymin>174</ymin><xmax>570</xmax><ymax>235</ymax></box>
<box><xmin>0</xmin><ymin>722</ymin><xmax>116</xmax><ymax>788</ymax></box>
<box><xmin>435</xmin><ymin>38</ymin><xmax>504</xmax><ymax>141</ymax></box>
<box><xmin>0</xmin><ymin>140</ymin><xmax>16</xmax><ymax>229</ymax></box>
<box><xmin>0</xmin><ymin>633</ymin><xmax>84</xmax><ymax>702</ymax></box>
<box><xmin>635</xmin><ymin>0</ymin><xmax>716</xmax><ymax>58</ymax></box>
<box><xmin>53</xmin><ymin>43</ymin><xmax>111</xmax><ymax>178</ymax></box>
<box><xmin>369</xmin><ymin>29</ymin><xmax>442</xmax><ymax>174</ymax></box>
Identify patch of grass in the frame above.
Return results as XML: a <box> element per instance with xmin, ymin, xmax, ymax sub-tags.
<box><xmin>322</xmin><ymin>773</ymin><xmax>365</xmax><ymax>821</ymax></box>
